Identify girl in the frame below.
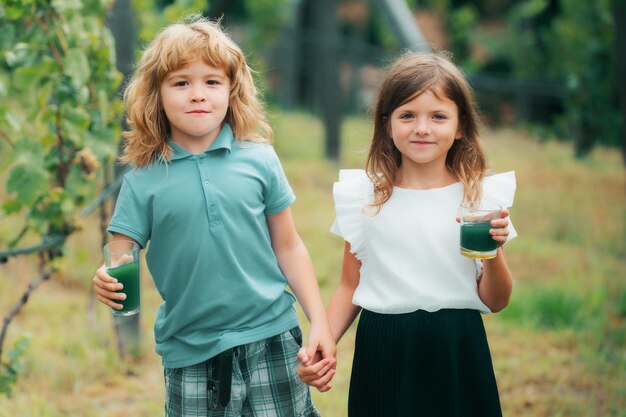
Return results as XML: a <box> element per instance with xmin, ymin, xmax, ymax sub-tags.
<box><xmin>299</xmin><ymin>51</ymin><xmax>516</xmax><ymax>417</ymax></box>
<box><xmin>92</xmin><ymin>16</ymin><xmax>334</xmax><ymax>417</ymax></box>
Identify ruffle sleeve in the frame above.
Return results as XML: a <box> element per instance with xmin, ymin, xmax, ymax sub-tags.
<box><xmin>483</xmin><ymin>171</ymin><xmax>517</xmax><ymax>242</ymax></box>
<box><xmin>330</xmin><ymin>169</ymin><xmax>373</xmax><ymax>262</ymax></box>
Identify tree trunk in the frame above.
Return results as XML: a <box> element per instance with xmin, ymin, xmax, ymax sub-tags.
<box><xmin>276</xmin><ymin>1</ymin><xmax>301</xmax><ymax>110</ymax></box>
<box><xmin>312</xmin><ymin>0</ymin><xmax>341</xmax><ymax>162</ymax></box>
<box><xmin>205</xmin><ymin>0</ymin><xmax>231</xmax><ymax>19</ymax></box>
<box><xmin>613</xmin><ymin>0</ymin><xmax>626</xmax><ymax>169</ymax></box>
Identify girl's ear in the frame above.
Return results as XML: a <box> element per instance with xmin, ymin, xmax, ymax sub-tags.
<box><xmin>382</xmin><ymin>115</ymin><xmax>392</xmax><ymax>138</ymax></box>
<box><xmin>455</xmin><ymin>124</ymin><xmax>463</xmax><ymax>140</ymax></box>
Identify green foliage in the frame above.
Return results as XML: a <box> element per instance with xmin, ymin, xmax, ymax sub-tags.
<box><xmin>411</xmin><ymin>0</ymin><xmax>480</xmax><ymax>65</ymax></box>
<box><xmin>448</xmin><ymin>4</ymin><xmax>479</xmax><ymax>66</ymax></box>
<box><xmin>615</xmin><ymin>290</ymin><xmax>626</xmax><ymax>318</ymax></box>
<box><xmin>406</xmin><ymin>0</ymin><xmax>622</xmax><ymax>155</ymax></box>
<box><xmin>132</xmin><ymin>0</ymin><xmax>292</xmax><ymax>60</ymax></box>
<box><xmin>0</xmin><ymin>0</ymin><xmax>123</xmax><ymax>243</ymax></box>
<box><xmin>502</xmin><ymin>287</ymin><xmax>585</xmax><ymax>330</ymax></box>
<box><xmin>0</xmin><ymin>335</ymin><xmax>30</xmax><ymax>397</ymax></box>
<box><xmin>160</xmin><ymin>0</ymin><xmax>205</xmax><ymax>21</ymax></box>
<box><xmin>506</xmin><ymin>0</ymin><xmax>621</xmax><ymax>155</ymax></box>
<box><xmin>242</xmin><ymin>0</ymin><xmax>291</xmax><ymax>46</ymax></box>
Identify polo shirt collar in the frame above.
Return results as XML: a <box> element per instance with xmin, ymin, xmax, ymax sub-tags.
<box><xmin>168</xmin><ymin>123</ymin><xmax>234</xmax><ymax>161</ymax></box>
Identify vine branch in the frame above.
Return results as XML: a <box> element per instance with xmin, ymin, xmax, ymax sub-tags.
<box><xmin>32</xmin><ymin>9</ymin><xmax>64</xmax><ymax>70</ymax></box>
<box><xmin>0</xmin><ymin>269</ymin><xmax>52</xmax><ymax>364</ymax></box>
<box><xmin>0</xmin><ymin>129</ymin><xmax>15</xmax><ymax>148</ymax></box>
<box><xmin>0</xmin><ymin>234</ymin><xmax>65</xmax><ymax>264</ymax></box>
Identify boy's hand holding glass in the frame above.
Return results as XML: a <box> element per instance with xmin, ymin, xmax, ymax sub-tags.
<box><xmin>93</xmin><ymin>240</ymin><xmax>141</xmax><ymax>315</ymax></box>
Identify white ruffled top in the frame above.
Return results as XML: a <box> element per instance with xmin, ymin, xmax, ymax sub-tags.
<box><xmin>331</xmin><ymin>170</ymin><xmax>517</xmax><ymax>314</ymax></box>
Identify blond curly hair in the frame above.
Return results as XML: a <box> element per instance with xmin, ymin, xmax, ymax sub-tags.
<box><xmin>121</xmin><ymin>15</ymin><xmax>272</xmax><ymax>167</ymax></box>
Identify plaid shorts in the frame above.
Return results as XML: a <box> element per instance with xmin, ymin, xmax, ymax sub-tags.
<box><xmin>164</xmin><ymin>327</ymin><xmax>320</xmax><ymax>417</ymax></box>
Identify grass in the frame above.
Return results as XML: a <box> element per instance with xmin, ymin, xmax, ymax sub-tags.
<box><xmin>1</xmin><ymin>112</ymin><xmax>625</xmax><ymax>416</ymax></box>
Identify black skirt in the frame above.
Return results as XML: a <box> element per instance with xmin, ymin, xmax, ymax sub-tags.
<box><xmin>348</xmin><ymin>309</ymin><xmax>502</xmax><ymax>417</ymax></box>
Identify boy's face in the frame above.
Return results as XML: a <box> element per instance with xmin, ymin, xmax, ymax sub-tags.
<box><xmin>160</xmin><ymin>60</ymin><xmax>230</xmax><ymax>153</ymax></box>
<box><xmin>389</xmin><ymin>88</ymin><xmax>462</xmax><ymax>169</ymax></box>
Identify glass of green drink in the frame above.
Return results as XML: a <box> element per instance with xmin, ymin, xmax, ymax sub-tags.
<box><xmin>459</xmin><ymin>203</ymin><xmax>502</xmax><ymax>259</ymax></box>
<box><xmin>103</xmin><ymin>240</ymin><xmax>140</xmax><ymax>316</ymax></box>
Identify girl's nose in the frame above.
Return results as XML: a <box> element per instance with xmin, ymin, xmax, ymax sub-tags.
<box><xmin>414</xmin><ymin>121</ymin><xmax>431</xmax><ymax>135</ymax></box>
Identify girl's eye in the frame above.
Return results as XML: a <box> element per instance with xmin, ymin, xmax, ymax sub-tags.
<box><xmin>432</xmin><ymin>113</ymin><xmax>447</xmax><ymax>121</ymax></box>
<box><xmin>206</xmin><ymin>80</ymin><xmax>219</xmax><ymax>85</ymax></box>
<box><xmin>399</xmin><ymin>113</ymin><xmax>414</xmax><ymax>120</ymax></box>
<box><xmin>174</xmin><ymin>80</ymin><xmax>188</xmax><ymax>87</ymax></box>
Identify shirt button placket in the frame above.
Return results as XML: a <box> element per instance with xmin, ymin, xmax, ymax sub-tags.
<box><xmin>200</xmin><ymin>155</ymin><xmax>221</xmax><ymax>229</ymax></box>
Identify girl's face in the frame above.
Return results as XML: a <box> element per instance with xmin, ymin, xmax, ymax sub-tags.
<box><xmin>160</xmin><ymin>60</ymin><xmax>230</xmax><ymax>153</ymax></box>
<box><xmin>389</xmin><ymin>89</ymin><xmax>462</xmax><ymax>170</ymax></box>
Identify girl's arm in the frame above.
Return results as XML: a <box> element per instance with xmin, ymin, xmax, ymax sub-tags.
<box><xmin>298</xmin><ymin>241</ymin><xmax>362</xmax><ymax>391</ymax></box>
<box><xmin>326</xmin><ymin>242</ymin><xmax>362</xmax><ymax>342</ymax></box>
<box><xmin>477</xmin><ymin>209</ymin><xmax>513</xmax><ymax>312</ymax></box>
<box><xmin>92</xmin><ymin>233</ymin><xmax>137</xmax><ymax>310</ymax></box>
<box><xmin>266</xmin><ymin>208</ymin><xmax>337</xmax><ymax>369</ymax></box>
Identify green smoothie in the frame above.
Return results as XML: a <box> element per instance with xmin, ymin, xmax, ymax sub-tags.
<box><xmin>460</xmin><ymin>222</ymin><xmax>498</xmax><ymax>258</ymax></box>
<box><xmin>107</xmin><ymin>261</ymin><xmax>140</xmax><ymax>315</ymax></box>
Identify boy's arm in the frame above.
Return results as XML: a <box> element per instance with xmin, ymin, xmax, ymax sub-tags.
<box><xmin>477</xmin><ymin>209</ymin><xmax>513</xmax><ymax>312</ymax></box>
<box><xmin>92</xmin><ymin>233</ymin><xmax>137</xmax><ymax>310</ymax></box>
<box><xmin>298</xmin><ymin>241</ymin><xmax>362</xmax><ymax>391</ymax></box>
<box><xmin>266</xmin><ymin>208</ymin><xmax>336</xmax><ymax>365</ymax></box>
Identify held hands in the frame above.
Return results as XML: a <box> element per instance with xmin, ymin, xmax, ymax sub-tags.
<box><xmin>297</xmin><ymin>323</ymin><xmax>337</xmax><ymax>392</ymax></box>
<box><xmin>92</xmin><ymin>265</ymin><xmax>125</xmax><ymax>310</ymax></box>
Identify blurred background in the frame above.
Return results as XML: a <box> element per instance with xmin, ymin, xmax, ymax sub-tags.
<box><xmin>0</xmin><ymin>0</ymin><xmax>624</xmax><ymax>416</ymax></box>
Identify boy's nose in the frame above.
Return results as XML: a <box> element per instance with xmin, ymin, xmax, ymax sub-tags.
<box><xmin>190</xmin><ymin>86</ymin><xmax>206</xmax><ymax>102</ymax></box>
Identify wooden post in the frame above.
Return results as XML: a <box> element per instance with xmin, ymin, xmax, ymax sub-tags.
<box><xmin>277</xmin><ymin>1</ymin><xmax>301</xmax><ymax>110</ymax></box>
<box><xmin>613</xmin><ymin>0</ymin><xmax>626</xmax><ymax>168</ymax></box>
<box><xmin>312</xmin><ymin>0</ymin><xmax>341</xmax><ymax>161</ymax></box>
<box><xmin>107</xmin><ymin>0</ymin><xmax>141</xmax><ymax>359</ymax></box>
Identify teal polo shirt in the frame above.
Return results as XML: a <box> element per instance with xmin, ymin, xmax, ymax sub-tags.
<box><xmin>108</xmin><ymin>124</ymin><xmax>299</xmax><ymax>368</ymax></box>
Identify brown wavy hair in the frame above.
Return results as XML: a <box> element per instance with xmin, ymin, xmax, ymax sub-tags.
<box><xmin>365</xmin><ymin>50</ymin><xmax>486</xmax><ymax>211</ymax></box>
<box><xmin>120</xmin><ymin>15</ymin><xmax>272</xmax><ymax>167</ymax></box>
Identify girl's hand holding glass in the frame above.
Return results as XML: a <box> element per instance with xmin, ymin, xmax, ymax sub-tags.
<box><xmin>459</xmin><ymin>205</ymin><xmax>510</xmax><ymax>259</ymax></box>
<box><xmin>488</xmin><ymin>209</ymin><xmax>510</xmax><ymax>248</ymax></box>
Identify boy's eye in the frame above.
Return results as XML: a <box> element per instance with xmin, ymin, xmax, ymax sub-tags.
<box><xmin>206</xmin><ymin>80</ymin><xmax>219</xmax><ymax>85</ymax></box>
<box><xmin>174</xmin><ymin>80</ymin><xmax>188</xmax><ymax>87</ymax></box>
